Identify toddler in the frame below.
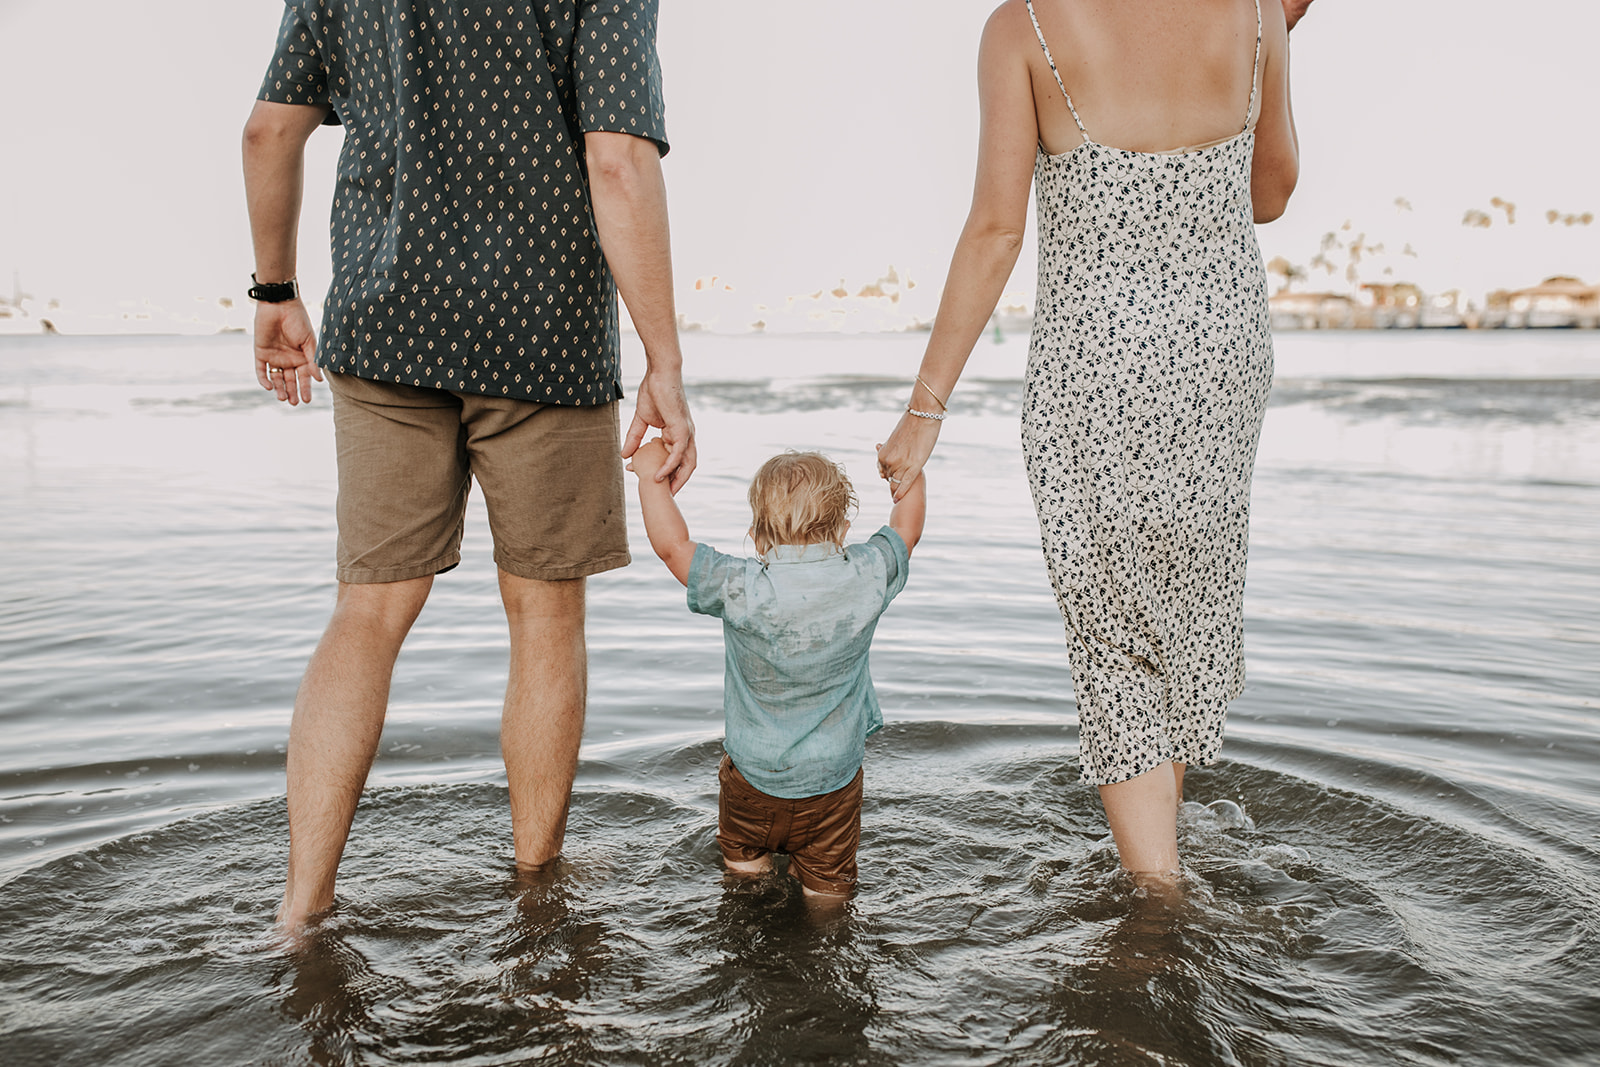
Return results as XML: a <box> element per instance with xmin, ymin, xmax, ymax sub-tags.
<box><xmin>629</xmin><ymin>443</ymin><xmax>925</xmax><ymax>898</ymax></box>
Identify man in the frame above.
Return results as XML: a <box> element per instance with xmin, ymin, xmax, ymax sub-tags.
<box><xmin>242</xmin><ymin>0</ymin><xmax>695</xmax><ymax>932</ymax></box>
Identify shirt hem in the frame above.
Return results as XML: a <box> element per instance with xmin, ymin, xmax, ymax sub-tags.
<box><xmin>723</xmin><ymin>747</ymin><xmax>866</xmax><ymax>801</ymax></box>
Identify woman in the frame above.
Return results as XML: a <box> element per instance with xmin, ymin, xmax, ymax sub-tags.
<box><xmin>876</xmin><ymin>0</ymin><xmax>1304</xmax><ymax>876</ymax></box>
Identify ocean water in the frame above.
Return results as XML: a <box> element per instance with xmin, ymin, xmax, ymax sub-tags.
<box><xmin>1</xmin><ymin>330</ymin><xmax>1597</xmax><ymax>1066</ymax></box>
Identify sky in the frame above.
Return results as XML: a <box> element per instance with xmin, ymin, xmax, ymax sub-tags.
<box><xmin>0</xmin><ymin>0</ymin><xmax>1596</xmax><ymax>330</ymax></box>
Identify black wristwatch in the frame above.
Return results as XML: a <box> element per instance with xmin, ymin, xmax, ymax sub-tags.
<box><xmin>248</xmin><ymin>274</ymin><xmax>300</xmax><ymax>303</ymax></box>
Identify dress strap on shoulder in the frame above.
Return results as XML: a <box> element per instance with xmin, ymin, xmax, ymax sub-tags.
<box><xmin>1023</xmin><ymin>0</ymin><xmax>1091</xmax><ymax>144</ymax></box>
<box><xmin>1242</xmin><ymin>0</ymin><xmax>1263</xmax><ymax>132</ymax></box>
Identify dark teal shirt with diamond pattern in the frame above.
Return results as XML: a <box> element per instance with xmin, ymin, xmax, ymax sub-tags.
<box><xmin>259</xmin><ymin>1</ymin><xmax>668</xmax><ymax>404</ymax></box>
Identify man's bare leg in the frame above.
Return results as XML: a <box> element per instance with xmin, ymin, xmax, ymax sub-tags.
<box><xmin>1098</xmin><ymin>762</ymin><xmax>1181</xmax><ymax>876</ymax></box>
<box><xmin>498</xmin><ymin>571</ymin><xmax>588</xmax><ymax>869</ymax></box>
<box><xmin>279</xmin><ymin>576</ymin><xmax>433</xmax><ymax>931</ymax></box>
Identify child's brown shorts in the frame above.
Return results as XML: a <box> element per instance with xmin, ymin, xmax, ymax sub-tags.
<box><xmin>328</xmin><ymin>371</ymin><xmax>629</xmax><ymax>584</ymax></box>
<box><xmin>717</xmin><ymin>755</ymin><xmax>864</xmax><ymax>896</ymax></box>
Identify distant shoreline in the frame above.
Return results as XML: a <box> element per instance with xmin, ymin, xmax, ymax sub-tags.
<box><xmin>4</xmin><ymin>322</ymin><xmax>1600</xmax><ymax>341</ymax></box>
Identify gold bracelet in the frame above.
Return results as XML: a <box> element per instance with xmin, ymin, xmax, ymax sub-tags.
<box><xmin>914</xmin><ymin>373</ymin><xmax>949</xmax><ymax>413</ymax></box>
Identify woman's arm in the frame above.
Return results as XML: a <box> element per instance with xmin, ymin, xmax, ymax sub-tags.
<box><xmin>875</xmin><ymin>2</ymin><xmax>1038</xmax><ymax>500</ymax></box>
<box><xmin>1251</xmin><ymin>0</ymin><xmax>1299</xmax><ymax>222</ymax></box>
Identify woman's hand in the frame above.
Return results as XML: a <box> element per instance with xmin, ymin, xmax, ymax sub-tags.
<box><xmin>876</xmin><ymin>410</ymin><xmax>942</xmax><ymax>502</ymax></box>
<box><xmin>1281</xmin><ymin>0</ymin><xmax>1313</xmax><ymax>32</ymax></box>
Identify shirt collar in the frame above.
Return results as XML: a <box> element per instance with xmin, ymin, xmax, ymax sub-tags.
<box><xmin>764</xmin><ymin>542</ymin><xmax>844</xmax><ymax>566</ymax></box>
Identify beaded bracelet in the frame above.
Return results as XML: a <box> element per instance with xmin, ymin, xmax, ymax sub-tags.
<box><xmin>906</xmin><ymin>406</ymin><xmax>947</xmax><ymax>421</ymax></box>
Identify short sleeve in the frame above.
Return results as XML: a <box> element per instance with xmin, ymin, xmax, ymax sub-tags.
<box><xmin>576</xmin><ymin>0</ymin><xmax>669</xmax><ymax>155</ymax></box>
<box><xmin>686</xmin><ymin>543</ymin><xmax>749</xmax><ymax>625</ymax></box>
<box><xmin>258</xmin><ymin>5</ymin><xmax>338</xmax><ymax>125</ymax></box>
<box><xmin>864</xmin><ymin>526</ymin><xmax>910</xmax><ymax>608</ymax></box>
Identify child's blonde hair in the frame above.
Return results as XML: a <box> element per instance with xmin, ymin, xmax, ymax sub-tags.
<box><xmin>748</xmin><ymin>451</ymin><xmax>857</xmax><ymax>554</ymax></box>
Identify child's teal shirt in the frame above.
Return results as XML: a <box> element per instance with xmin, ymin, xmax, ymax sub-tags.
<box><xmin>687</xmin><ymin>526</ymin><xmax>910</xmax><ymax>799</ymax></box>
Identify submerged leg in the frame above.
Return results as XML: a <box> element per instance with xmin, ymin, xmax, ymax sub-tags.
<box><xmin>800</xmin><ymin>883</ymin><xmax>850</xmax><ymax>918</ymax></box>
<box><xmin>724</xmin><ymin>855</ymin><xmax>775</xmax><ymax>876</ymax></box>
<box><xmin>499</xmin><ymin>571</ymin><xmax>588</xmax><ymax>869</ymax></box>
<box><xmin>280</xmin><ymin>576</ymin><xmax>432</xmax><ymax>931</ymax></box>
<box><xmin>1098</xmin><ymin>762</ymin><xmax>1181</xmax><ymax>875</ymax></box>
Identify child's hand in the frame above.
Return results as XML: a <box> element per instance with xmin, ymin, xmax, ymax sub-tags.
<box><xmin>628</xmin><ymin>436</ymin><xmax>696</xmax><ymax>585</ymax></box>
<box><xmin>626</xmin><ymin>437</ymin><xmax>670</xmax><ymax>479</ymax></box>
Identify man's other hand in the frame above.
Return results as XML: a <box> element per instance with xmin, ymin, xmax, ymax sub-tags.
<box><xmin>253</xmin><ymin>299</ymin><xmax>323</xmax><ymax>405</ymax></box>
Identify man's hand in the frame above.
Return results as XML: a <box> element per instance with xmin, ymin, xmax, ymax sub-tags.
<box><xmin>623</xmin><ymin>368</ymin><xmax>696</xmax><ymax>493</ymax></box>
<box><xmin>253</xmin><ymin>299</ymin><xmax>323</xmax><ymax>405</ymax></box>
<box><xmin>1281</xmin><ymin>0</ymin><xmax>1313</xmax><ymax>32</ymax></box>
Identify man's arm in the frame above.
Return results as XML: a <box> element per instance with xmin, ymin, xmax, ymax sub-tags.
<box><xmin>585</xmin><ymin>131</ymin><xmax>696</xmax><ymax>493</ymax></box>
<box><xmin>888</xmin><ymin>471</ymin><xmax>927</xmax><ymax>556</ymax></box>
<box><xmin>628</xmin><ymin>439</ymin><xmax>697</xmax><ymax>585</ymax></box>
<box><xmin>243</xmin><ymin>100</ymin><xmax>329</xmax><ymax>406</ymax></box>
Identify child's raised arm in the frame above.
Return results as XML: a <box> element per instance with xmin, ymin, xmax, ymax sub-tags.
<box><xmin>889</xmin><ymin>470</ymin><xmax>927</xmax><ymax>555</ymax></box>
<box><xmin>628</xmin><ymin>438</ymin><xmax>697</xmax><ymax>586</ymax></box>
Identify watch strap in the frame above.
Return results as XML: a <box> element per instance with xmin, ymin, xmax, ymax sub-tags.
<box><xmin>248</xmin><ymin>274</ymin><xmax>300</xmax><ymax>303</ymax></box>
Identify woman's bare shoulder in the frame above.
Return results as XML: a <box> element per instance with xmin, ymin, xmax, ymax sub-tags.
<box><xmin>982</xmin><ymin>0</ymin><xmax>1040</xmax><ymax>47</ymax></box>
<box><xmin>979</xmin><ymin>0</ymin><xmax>1052</xmax><ymax>76</ymax></box>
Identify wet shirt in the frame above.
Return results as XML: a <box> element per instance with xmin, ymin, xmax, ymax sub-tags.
<box><xmin>258</xmin><ymin>1</ymin><xmax>668</xmax><ymax>404</ymax></box>
<box><xmin>687</xmin><ymin>528</ymin><xmax>910</xmax><ymax>799</ymax></box>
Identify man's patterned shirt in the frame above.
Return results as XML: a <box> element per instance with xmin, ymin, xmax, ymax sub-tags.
<box><xmin>259</xmin><ymin>1</ymin><xmax>668</xmax><ymax>404</ymax></box>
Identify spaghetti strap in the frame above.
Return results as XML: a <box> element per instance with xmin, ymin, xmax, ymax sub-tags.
<box><xmin>1024</xmin><ymin>0</ymin><xmax>1091</xmax><ymax>145</ymax></box>
<box><xmin>1242</xmin><ymin>0</ymin><xmax>1263</xmax><ymax>132</ymax></box>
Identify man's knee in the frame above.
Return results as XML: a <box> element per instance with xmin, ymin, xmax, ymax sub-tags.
<box><xmin>331</xmin><ymin>576</ymin><xmax>433</xmax><ymax>638</ymax></box>
<box><xmin>498</xmin><ymin>571</ymin><xmax>586</xmax><ymax>629</ymax></box>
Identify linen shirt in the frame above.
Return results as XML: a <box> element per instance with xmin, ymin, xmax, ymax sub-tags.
<box><xmin>687</xmin><ymin>527</ymin><xmax>910</xmax><ymax>799</ymax></box>
<box><xmin>258</xmin><ymin>1</ymin><xmax>668</xmax><ymax>404</ymax></box>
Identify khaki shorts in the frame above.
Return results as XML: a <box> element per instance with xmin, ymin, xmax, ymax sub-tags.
<box><xmin>717</xmin><ymin>755</ymin><xmax>864</xmax><ymax>896</ymax></box>
<box><xmin>328</xmin><ymin>371</ymin><xmax>629</xmax><ymax>584</ymax></box>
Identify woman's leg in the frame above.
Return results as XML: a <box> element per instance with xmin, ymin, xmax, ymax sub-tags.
<box><xmin>1098</xmin><ymin>763</ymin><xmax>1180</xmax><ymax>874</ymax></box>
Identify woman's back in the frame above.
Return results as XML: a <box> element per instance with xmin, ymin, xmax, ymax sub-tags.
<box><xmin>1025</xmin><ymin>0</ymin><xmax>1264</xmax><ymax>155</ymax></box>
<box><xmin>1025</xmin><ymin>0</ymin><xmax>1267</xmax><ymax>323</ymax></box>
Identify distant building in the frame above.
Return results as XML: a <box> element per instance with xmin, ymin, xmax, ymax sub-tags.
<box><xmin>1497</xmin><ymin>276</ymin><xmax>1600</xmax><ymax>328</ymax></box>
<box><xmin>1360</xmin><ymin>282</ymin><xmax>1427</xmax><ymax>328</ymax></box>
<box><xmin>1268</xmin><ymin>290</ymin><xmax>1361</xmax><ymax>330</ymax></box>
<box><xmin>989</xmin><ymin>300</ymin><xmax>1034</xmax><ymax>336</ymax></box>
